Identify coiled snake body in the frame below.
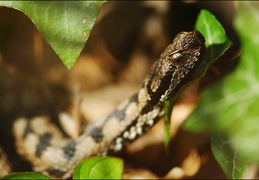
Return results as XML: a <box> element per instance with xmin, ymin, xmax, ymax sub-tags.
<box><xmin>7</xmin><ymin>31</ymin><xmax>205</xmax><ymax>178</ymax></box>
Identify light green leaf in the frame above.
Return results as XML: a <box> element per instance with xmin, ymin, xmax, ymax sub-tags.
<box><xmin>1</xmin><ymin>172</ymin><xmax>51</xmax><ymax>179</ymax></box>
<box><xmin>164</xmin><ymin>9</ymin><xmax>231</xmax><ymax>154</ymax></box>
<box><xmin>195</xmin><ymin>9</ymin><xmax>227</xmax><ymax>47</ymax></box>
<box><xmin>73</xmin><ymin>156</ymin><xmax>123</xmax><ymax>179</ymax></box>
<box><xmin>183</xmin><ymin>8</ymin><xmax>233</xmax><ymax>132</ymax></box>
<box><xmin>184</xmin><ymin>1</ymin><xmax>259</xmax><ymax>178</ymax></box>
<box><xmin>194</xmin><ymin>9</ymin><xmax>231</xmax><ymax>72</ymax></box>
<box><xmin>168</xmin><ymin>8</ymin><xmax>231</xmax><ymax>112</ymax></box>
<box><xmin>0</xmin><ymin>1</ymin><xmax>105</xmax><ymax>69</ymax></box>
<box><xmin>176</xmin><ymin>9</ymin><xmax>231</xmax><ymax>102</ymax></box>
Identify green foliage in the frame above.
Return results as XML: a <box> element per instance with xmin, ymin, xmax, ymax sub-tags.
<box><xmin>164</xmin><ymin>9</ymin><xmax>231</xmax><ymax>156</ymax></box>
<box><xmin>195</xmin><ymin>9</ymin><xmax>228</xmax><ymax>47</ymax></box>
<box><xmin>1</xmin><ymin>157</ymin><xmax>123</xmax><ymax>180</ymax></box>
<box><xmin>1</xmin><ymin>172</ymin><xmax>51</xmax><ymax>179</ymax></box>
<box><xmin>0</xmin><ymin>1</ymin><xmax>105</xmax><ymax>69</ymax></box>
<box><xmin>210</xmin><ymin>134</ymin><xmax>247</xmax><ymax>179</ymax></box>
<box><xmin>73</xmin><ymin>156</ymin><xmax>123</xmax><ymax>179</ymax></box>
<box><xmin>0</xmin><ymin>2</ymin><xmax>251</xmax><ymax>179</ymax></box>
<box><xmin>194</xmin><ymin>9</ymin><xmax>232</xmax><ymax>79</ymax></box>
<box><xmin>168</xmin><ymin>9</ymin><xmax>231</xmax><ymax>107</ymax></box>
<box><xmin>184</xmin><ymin>2</ymin><xmax>259</xmax><ymax>179</ymax></box>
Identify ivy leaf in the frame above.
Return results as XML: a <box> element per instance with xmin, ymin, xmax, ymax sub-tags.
<box><xmin>183</xmin><ymin>9</ymin><xmax>232</xmax><ymax>132</ymax></box>
<box><xmin>0</xmin><ymin>1</ymin><xmax>105</xmax><ymax>69</ymax></box>
<box><xmin>184</xmin><ymin>2</ymin><xmax>259</xmax><ymax>178</ymax></box>
<box><xmin>2</xmin><ymin>172</ymin><xmax>51</xmax><ymax>179</ymax></box>
<box><xmin>195</xmin><ymin>9</ymin><xmax>228</xmax><ymax>47</ymax></box>
<box><xmin>211</xmin><ymin>134</ymin><xmax>247</xmax><ymax>179</ymax></box>
<box><xmin>193</xmin><ymin>9</ymin><xmax>232</xmax><ymax>79</ymax></box>
<box><xmin>164</xmin><ymin>9</ymin><xmax>231</xmax><ymax>154</ymax></box>
<box><xmin>73</xmin><ymin>156</ymin><xmax>123</xmax><ymax>179</ymax></box>
<box><xmin>168</xmin><ymin>9</ymin><xmax>231</xmax><ymax>106</ymax></box>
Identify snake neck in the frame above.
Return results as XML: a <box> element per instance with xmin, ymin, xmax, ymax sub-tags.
<box><xmin>83</xmin><ymin>86</ymin><xmax>165</xmax><ymax>154</ymax></box>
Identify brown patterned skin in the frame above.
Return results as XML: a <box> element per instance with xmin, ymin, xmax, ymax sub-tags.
<box><xmin>11</xmin><ymin>31</ymin><xmax>205</xmax><ymax>178</ymax></box>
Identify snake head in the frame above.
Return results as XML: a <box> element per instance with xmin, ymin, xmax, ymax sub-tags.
<box><xmin>145</xmin><ymin>31</ymin><xmax>206</xmax><ymax>106</ymax></box>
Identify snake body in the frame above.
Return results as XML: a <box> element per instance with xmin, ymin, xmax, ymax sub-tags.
<box><xmin>9</xmin><ymin>31</ymin><xmax>205</xmax><ymax>178</ymax></box>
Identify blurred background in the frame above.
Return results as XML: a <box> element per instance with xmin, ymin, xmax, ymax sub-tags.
<box><xmin>0</xmin><ymin>1</ymin><xmax>243</xmax><ymax>179</ymax></box>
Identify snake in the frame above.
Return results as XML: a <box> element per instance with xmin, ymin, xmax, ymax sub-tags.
<box><xmin>2</xmin><ymin>30</ymin><xmax>206</xmax><ymax>178</ymax></box>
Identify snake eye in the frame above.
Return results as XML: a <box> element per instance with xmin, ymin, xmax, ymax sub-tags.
<box><xmin>171</xmin><ymin>52</ymin><xmax>184</xmax><ymax>66</ymax></box>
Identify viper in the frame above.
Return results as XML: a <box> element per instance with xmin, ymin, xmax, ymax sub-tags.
<box><xmin>1</xmin><ymin>30</ymin><xmax>206</xmax><ymax>178</ymax></box>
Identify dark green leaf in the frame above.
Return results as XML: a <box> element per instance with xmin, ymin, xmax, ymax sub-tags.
<box><xmin>0</xmin><ymin>1</ymin><xmax>105</xmax><ymax>69</ymax></box>
<box><xmin>73</xmin><ymin>156</ymin><xmax>123</xmax><ymax>179</ymax></box>
<box><xmin>1</xmin><ymin>172</ymin><xmax>51</xmax><ymax>179</ymax></box>
<box><xmin>211</xmin><ymin>134</ymin><xmax>247</xmax><ymax>179</ymax></box>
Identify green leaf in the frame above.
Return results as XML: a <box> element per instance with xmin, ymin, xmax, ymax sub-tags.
<box><xmin>167</xmin><ymin>8</ymin><xmax>231</xmax><ymax>108</ymax></box>
<box><xmin>73</xmin><ymin>156</ymin><xmax>123</xmax><ymax>179</ymax></box>
<box><xmin>163</xmin><ymin>9</ymin><xmax>231</xmax><ymax>161</ymax></box>
<box><xmin>211</xmin><ymin>134</ymin><xmax>247</xmax><ymax>179</ymax></box>
<box><xmin>194</xmin><ymin>9</ymin><xmax>232</xmax><ymax>77</ymax></box>
<box><xmin>184</xmin><ymin>8</ymin><xmax>232</xmax><ymax>132</ymax></box>
<box><xmin>184</xmin><ymin>2</ymin><xmax>259</xmax><ymax>178</ymax></box>
<box><xmin>1</xmin><ymin>172</ymin><xmax>51</xmax><ymax>179</ymax></box>
<box><xmin>169</xmin><ymin>9</ymin><xmax>231</xmax><ymax>107</ymax></box>
<box><xmin>0</xmin><ymin>1</ymin><xmax>105</xmax><ymax>69</ymax></box>
<box><xmin>195</xmin><ymin>9</ymin><xmax>227</xmax><ymax>47</ymax></box>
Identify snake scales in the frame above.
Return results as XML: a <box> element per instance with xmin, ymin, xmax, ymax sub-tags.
<box><xmin>1</xmin><ymin>31</ymin><xmax>205</xmax><ymax>178</ymax></box>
